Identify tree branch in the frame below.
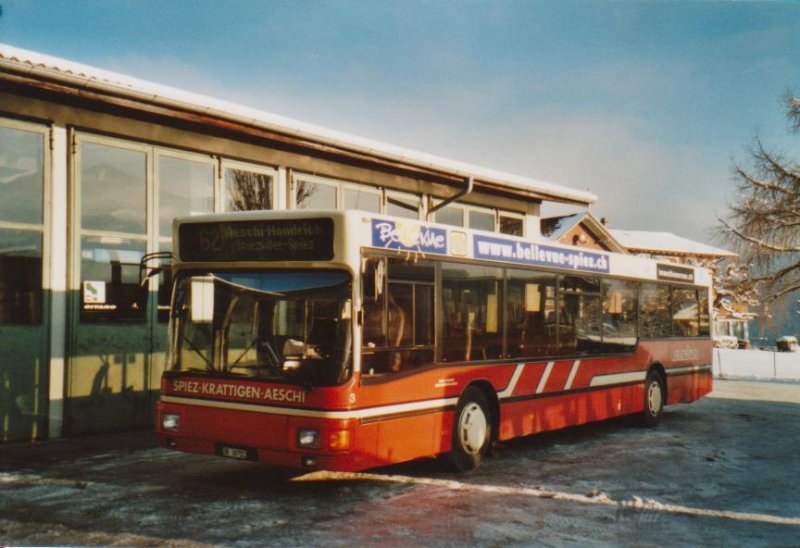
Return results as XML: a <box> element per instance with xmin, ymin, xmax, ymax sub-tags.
<box><xmin>719</xmin><ymin>218</ymin><xmax>800</xmax><ymax>253</ymax></box>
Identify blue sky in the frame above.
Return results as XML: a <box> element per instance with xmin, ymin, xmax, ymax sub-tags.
<box><xmin>3</xmin><ymin>0</ymin><xmax>799</xmax><ymax>246</ymax></box>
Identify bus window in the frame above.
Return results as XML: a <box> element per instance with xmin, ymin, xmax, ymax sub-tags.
<box><xmin>601</xmin><ymin>279</ymin><xmax>637</xmax><ymax>352</ymax></box>
<box><xmin>506</xmin><ymin>269</ymin><xmax>557</xmax><ymax>358</ymax></box>
<box><xmin>639</xmin><ymin>283</ymin><xmax>672</xmax><ymax>339</ymax></box>
<box><xmin>698</xmin><ymin>289</ymin><xmax>710</xmax><ymax>337</ymax></box>
<box><xmin>361</xmin><ymin>257</ymin><xmax>434</xmax><ymax>374</ymax></box>
<box><xmin>558</xmin><ymin>276</ymin><xmax>601</xmax><ymax>355</ymax></box>
<box><xmin>441</xmin><ymin>264</ymin><xmax>503</xmax><ymax>362</ymax></box>
<box><xmin>171</xmin><ymin>270</ymin><xmax>352</xmax><ymax>386</ymax></box>
<box><xmin>672</xmin><ymin>287</ymin><xmax>700</xmax><ymax>337</ymax></box>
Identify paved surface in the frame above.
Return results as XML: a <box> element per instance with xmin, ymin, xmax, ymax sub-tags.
<box><xmin>1</xmin><ymin>379</ymin><xmax>799</xmax><ymax>546</ymax></box>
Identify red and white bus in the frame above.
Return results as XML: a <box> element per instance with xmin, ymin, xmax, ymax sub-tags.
<box><xmin>155</xmin><ymin>210</ymin><xmax>712</xmax><ymax>471</ymax></box>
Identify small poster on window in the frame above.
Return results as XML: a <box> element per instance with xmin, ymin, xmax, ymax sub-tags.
<box><xmin>83</xmin><ymin>281</ymin><xmax>106</xmax><ymax>304</ymax></box>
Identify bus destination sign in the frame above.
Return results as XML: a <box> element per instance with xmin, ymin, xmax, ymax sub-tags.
<box><xmin>179</xmin><ymin>218</ymin><xmax>334</xmax><ymax>262</ymax></box>
<box><xmin>657</xmin><ymin>264</ymin><xmax>695</xmax><ymax>283</ymax></box>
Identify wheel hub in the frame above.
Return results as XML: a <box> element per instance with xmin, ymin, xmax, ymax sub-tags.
<box><xmin>459</xmin><ymin>402</ymin><xmax>488</xmax><ymax>455</ymax></box>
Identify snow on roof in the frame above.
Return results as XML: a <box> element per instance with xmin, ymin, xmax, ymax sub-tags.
<box><xmin>0</xmin><ymin>43</ymin><xmax>597</xmax><ymax>206</ymax></box>
<box><xmin>541</xmin><ymin>213</ymin><xmax>587</xmax><ymax>240</ymax></box>
<box><xmin>609</xmin><ymin>228</ymin><xmax>737</xmax><ymax>258</ymax></box>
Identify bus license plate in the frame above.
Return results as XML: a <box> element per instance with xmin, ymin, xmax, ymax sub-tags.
<box><xmin>221</xmin><ymin>446</ymin><xmax>250</xmax><ymax>460</ymax></box>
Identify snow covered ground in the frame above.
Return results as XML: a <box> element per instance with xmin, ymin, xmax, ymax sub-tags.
<box><xmin>713</xmin><ymin>348</ymin><xmax>800</xmax><ymax>382</ymax></box>
<box><xmin>2</xmin><ymin>381</ymin><xmax>799</xmax><ymax>546</ymax></box>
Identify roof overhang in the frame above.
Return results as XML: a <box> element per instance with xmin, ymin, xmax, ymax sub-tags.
<box><xmin>0</xmin><ymin>43</ymin><xmax>596</xmax><ymax>206</ymax></box>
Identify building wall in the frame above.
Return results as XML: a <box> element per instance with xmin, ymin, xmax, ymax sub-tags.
<box><xmin>0</xmin><ymin>85</ymin><xmax>536</xmax><ymax>440</ymax></box>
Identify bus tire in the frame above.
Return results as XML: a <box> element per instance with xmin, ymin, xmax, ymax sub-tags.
<box><xmin>450</xmin><ymin>387</ymin><xmax>492</xmax><ymax>472</ymax></box>
<box><xmin>641</xmin><ymin>369</ymin><xmax>665</xmax><ymax>427</ymax></box>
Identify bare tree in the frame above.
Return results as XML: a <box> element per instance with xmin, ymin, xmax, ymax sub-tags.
<box><xmin>227</xmin><ymin>170</ymin><xmax>272</xmax><ymax>211</ymax></box>
<box><xmin>719</xmin><ymin>94</ymin><xmax>800</xmax><ymax>310</ymax></box>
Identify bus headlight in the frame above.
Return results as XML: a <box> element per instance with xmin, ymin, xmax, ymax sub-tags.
<box><xmin>297</xmin><ymin>429</ymin><xmax>321</xmax><ymax>449</ymax></box>
<box><xmin>161</xmin><ymin>413</ymin><xmax>181</xmax><ymax>432</ymax></box>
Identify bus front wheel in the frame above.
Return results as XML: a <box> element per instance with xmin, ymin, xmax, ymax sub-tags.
<box><xmin>450</xmin><ymin>387</ymin><xmax>492</xmax><ymax>472</ymax></box>
<box><xmin>642</xmin><ymin>370</ymin><xmax>665</xmax><ymax>426</ymax></box>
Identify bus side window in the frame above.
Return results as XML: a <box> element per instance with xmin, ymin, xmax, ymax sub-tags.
<box><xmin>361</xmin><ymin>257</ymin><xmax>434</xmax><ymax>375</ymax></box>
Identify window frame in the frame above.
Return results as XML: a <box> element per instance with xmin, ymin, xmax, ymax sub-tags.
<box><xmin>220</xmin><ymin>159</ymin><xmax>278</xmax><ymax>213</ymax></box>
<box><xmin>0</xmin><ymin>117</ymin><xmax>50</xmax><ymax>326</ymax></box>
<box><xmin>430</xmin><ymin>200</ymin><xmax>525</xmax><ymax>235</ymax></box>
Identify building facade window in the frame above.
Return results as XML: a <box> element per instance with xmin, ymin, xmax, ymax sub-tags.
<box><xmin>223</xmin><ymin>160</ymin><xmax>276</xmax><ymax>212</ymax></box>
<box><xmin>293</xmin><ymin>173</ymin><xmax>421</xmax><ymax>218</ymax></box>
<box><xmin>158</xmin><ymin>153</ymin><xmax>215</xmax><ymax>237</ymax></box>
<box><xmin>434</xmin><ymin>204</ymin><xmax>465</xmax><ymax>227</ymax></box>
<box><xmin>78</xmin><ymin>140</ymin><xmax>149</xmax><ymax>323</ymax></box>
<box><xmin>433</xmin><ymin>202</ymin><xmax>525</xmax><ymax>236</ymax></box>
<box><xmin>499</xmin><ymin>214</ymin><xmax>524</xmax><ymax>236</ymax></box>
<box><xmin>0</xmin><ymin>122</ymin><xmax>45</xmax><ymax>325</ymax></box>
<box><xmin>295</xmin><ymin>174</ymin><xmax>338</xmax><ymax>210</ymax></box>
<box><xmin>0</xmin><ymin>118</ymin><xmax>49</xmax><ymax>442</ymax></box>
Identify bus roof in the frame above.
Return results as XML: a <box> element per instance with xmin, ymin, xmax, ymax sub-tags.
<box><xmin>173</xmin><ymin>210</ymin><xmax>712</xmax><ymax>287</ymax></box>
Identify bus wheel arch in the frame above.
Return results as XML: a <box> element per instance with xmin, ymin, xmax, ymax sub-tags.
<box><xmin>449</xmin><ymin>383</ymin><xmax>497</xmax><ymax>472</ymax></box>
<box><xmin>642</xmin><ymin>365</ymin><xmax>667</xmax><ymax>426</ymax></box>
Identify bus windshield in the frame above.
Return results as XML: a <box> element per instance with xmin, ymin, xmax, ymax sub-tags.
<box><xmin>170</xmin><ymin>270</ymin><xmax>352</xmax><ymax>387</ymax></box>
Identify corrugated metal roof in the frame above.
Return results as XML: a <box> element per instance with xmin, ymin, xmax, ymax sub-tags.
<box><xmin>609</xmin><ymin>228</ymin><xmax>737</xmax><ymax>258</ymax></box>
<box><xmin>0</xmin><ymin>43</ymin><xmax>597</xmax><ymax>206</ymax></box>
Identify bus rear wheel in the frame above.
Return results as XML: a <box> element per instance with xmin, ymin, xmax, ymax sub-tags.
<box><xmin>642</xmin><ymin>370</ymin><xmax>665</xmax><ymax>426</ymax></box>
<box><xmin>450</xmin><ymin>387</ymin><xmax>492</xmax><ymax>472</ymax></box>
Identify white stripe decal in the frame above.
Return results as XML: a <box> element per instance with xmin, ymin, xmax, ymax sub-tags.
<box><xmin>163</xmin><ymin>364</ymin><xmax>713</xmax><ymax>421</ymax></box>
<box><xmin>498</xmin><ymin>363</ymin><xmax>526</xmax><ymax>399</ymax></box>
<box><xmin>161</xmin><ymin>395</ymin><xmax>459</xmax><ymax>421</ymax></box>
<box><xmin>536</xmin><ymin>361</ymin><xmax>555</xmax><ymax>394</ymax></box>
<box><xmin>589</xmin><ymin>371</ymin><xmax>647</xmax><ymax>387</ymax></box>
<box><xmin>564</xmin><ymin>360</ymin><xmax>581</xmax><ymax>390</ymax></box>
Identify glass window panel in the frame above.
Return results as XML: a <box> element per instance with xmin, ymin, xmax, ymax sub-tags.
<box><xmin>506</xmin><ymin>269</ymin><xmax>557</xmax><ymax>358</ymax></box>
<box><xmin>672</xmin><ymin>288</ymin><xmax>700</xmax><ymax>337</ymax></box>
<box><xmin>639</xmin><ymin>283</ymin><xmax>672</xmax><ymax>338</ymax></box>
<box><xmin>469</xmin><ymin>210</ymin><xmax>495</xmax><ymax>232</ymax></box>
<box><xmin>0</xmin><ymin>229</ymin><xmax>42</xmax><ymax>325</ymax></box>
<box><xmin>344</xmin><ymin>188</ymin><xmax>381</xmax><ymax>212</ymax></box>
<box><xmin>81</xmin><ymin>143</ymin><xmax>146</xmax><ymax>234</ymax></box>
<box><xmin>362</xmin><ymin>257</ymin><xmax>386</xmax><ymax>349</ymax></box>
<box><xmin>441</xmin><ymin>263</ymin><xmax>503</xmax><ymax>361</ymax></box>
<box><xmin>386</xmin><ymin>194</ymin><xmax>420</xmax><ymax>219</ymax></box>
<box><xmin>558</xmin><ymin>275</ymin><xmax>602</xmax><ymax>354</ymax></box>
<box><xmin>361</xmin><ymin>256</ymin><xmax>435</xmax><ymax>374</ymax></box>
<box><xmin>225</xmin><ymin>168</ymin><xmax>273</xmax><ymax>212</ymax></box>
<box><xmin>698</xmin><ymin>289</ymin><xmax>710</xmax><ymax>337</ymax></box>
<box><xmin>388</xmin><ymin>282</ymin><xmax>413</xmax><ymax>348</ymax></box>
<box><xmin>601</xmin><ymin>279</ymin><xmax>637</xmax><ymax>351</ymax></box>
<box><xmin>434</xmin><ymin>205</ymin><xmax>464</xmax><ymax>227</ymax></box>
<box><xmin>159</xmin><ymin>156</ymin><xmax>214</xmax><ymax>237</ymax></box>
<box><xmin>499</xmin><ymin>215</ymin><xmax>523</xmax><ymax>236</ymax></box>
<box><xmin>414</xmin><ymin>285</ymin><xmax>434</xmax><ymax>346</ymax></box>
<box><xmin>0</xmin><ymin>125</ymin><xmax>43</xmax><ymax>225</ymax></box>
<box><xmin>296</xmin><ymin>179</ymin><xmax>336</xmax><ymax>210</ymax></box>
<box><xmin>80</xmin><ymin>236</ymin><xmax>147</xmax><ymax>323</ymax></box>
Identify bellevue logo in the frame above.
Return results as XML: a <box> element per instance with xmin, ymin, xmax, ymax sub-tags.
<box><xmin>372</xmin><ymin>219</ymin><xmax>448</xmax><ymax>254</ymax></box>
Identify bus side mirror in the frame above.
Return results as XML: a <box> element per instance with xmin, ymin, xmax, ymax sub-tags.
<box><xmin>139</xmin><ymin>251</ymin><xmax>173</xmax><ymax>287</ymax></box>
